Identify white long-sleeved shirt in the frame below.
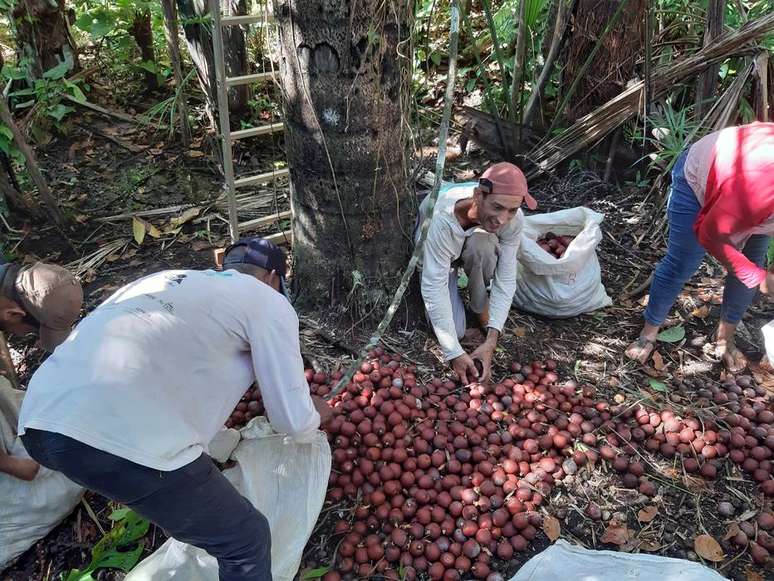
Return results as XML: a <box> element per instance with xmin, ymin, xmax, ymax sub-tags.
<box><xmin>18</xmin><ymin>269</ymin><xmax>320</xmax><ymax>471</ymax></box>
<box><xmin>417</xmin><ymin>184</ymin><xmax>523</xmax><ymax>360</ymax></box>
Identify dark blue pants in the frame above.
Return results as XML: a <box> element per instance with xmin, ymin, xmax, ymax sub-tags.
<box><xmin>644</xmin><ymin>151</ymin><xmax>769</xmax><ymax>327</ymax></box>
<box><xmin>21</xmin><ymin>429</ymin><xmax>272</xmax><ymax>581</ymax></box>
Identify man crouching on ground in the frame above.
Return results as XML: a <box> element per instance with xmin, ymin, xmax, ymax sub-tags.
<box><xmin>418</xmin><ymin>162</ymin><xmax>537</xmax><ymax>384</ymax></box>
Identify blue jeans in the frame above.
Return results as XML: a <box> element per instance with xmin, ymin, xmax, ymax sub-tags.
<box><xmin>645</xmin><ymin>151</ymin><xmax>769</xmax><ymax>327</ymax></box>
<box><xmin>21</xmin><ymin>429</ymin><xmax>271</xmax><ymax>581</ymax></box>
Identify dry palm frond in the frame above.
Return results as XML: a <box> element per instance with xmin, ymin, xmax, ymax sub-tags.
<box><xmin>65</xmin><ymin>239</ymin><xmax>130</xmax><ymax>279</ymax></box>
<box><xmin>527</xmin><ymin>13</ymin><xmax>774</xmax><ymax>177</ymax></box>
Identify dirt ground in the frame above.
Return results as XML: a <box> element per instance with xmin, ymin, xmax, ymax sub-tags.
<box><xmin>2</xmin><ymin>112</ymin><xmax>773</xmax><ymax>581</ymax></box>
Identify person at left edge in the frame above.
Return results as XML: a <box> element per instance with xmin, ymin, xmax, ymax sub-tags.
<box><xmin>18</xmin><ymin>237</ymin><xmax>332</xmax><ymax>581</ymax></box>
<box><xmin>0</xmin><ymin>260</ymin><xmax>82</xmax><ymax>481</ymax></box>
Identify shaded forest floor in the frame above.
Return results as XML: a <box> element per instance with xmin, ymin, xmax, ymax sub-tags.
<box><xmin>2</xmin><ymin>108</ymin><xmax>773</xmax><ymax>581</ymax></box>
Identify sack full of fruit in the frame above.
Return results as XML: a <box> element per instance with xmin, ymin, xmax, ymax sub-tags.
<box><xmin>513</xmin><ymin>207</ymin><xmax>611</xmax><ymax>317</ymax></box>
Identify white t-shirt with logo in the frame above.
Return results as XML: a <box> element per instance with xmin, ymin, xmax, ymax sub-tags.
<box><xmin>18</xmin><ymin>269</ymin><xmax>320</xmax><ymax>471</ymax></box>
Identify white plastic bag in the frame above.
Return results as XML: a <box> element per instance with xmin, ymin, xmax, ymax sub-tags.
<box><xmin>507</xmin><ymin>539</ymin><xmax>727</xmax><ymax>580</ymax></box>
<box><xmin>126</xmin><ymin>416</ymin><xmax>331</xmax><ymax>581</ymax></box>
<box><xmin>513</xmin><ymin>207</ymin><xmax>612</xmax><ymax>317</ymax></box>
<box><xmin>0</xmin><ymin>378</ymin><xmax>84</xmax><ymax>570</ymax></box>
<box><xmin>761</xmin><ymin>320</ymin><xmax>774</xmax><ymax>364</ymax></box>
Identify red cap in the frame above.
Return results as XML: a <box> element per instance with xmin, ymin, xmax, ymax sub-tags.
<box><xmin>479</xmin><ymin>162</ymin><xmax>537</xmax><ymax>210</ymax></box>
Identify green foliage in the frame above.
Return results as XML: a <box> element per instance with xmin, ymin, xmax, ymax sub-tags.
<box><xmin>71</xmin><ymin>0</ymin><xmax>170</xmax><ymax>86</ymax></box>
<box><xmin>630</xmin><ymin>99</ymin><xmax>704</xmax><ymax>172</ymax></box>
<box><xmin>657</xmin><ymin>325</ymin><xmax>686</xmax><ymax>343</ymax></box>
<box><xmin>5</xmin><ymin>61</ymin><xmax>89</xmax><ymax>143</ymax></box>
<box><xmin>62</xmin><ymin>508</ymin><xmax>150</xmax><ymax>581</ymax></box>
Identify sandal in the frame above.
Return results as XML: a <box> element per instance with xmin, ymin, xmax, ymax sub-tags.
<box><xmin>625</xmin><ymin>336</ymin><xmax>656</xmax><ymax>364</ymax></box>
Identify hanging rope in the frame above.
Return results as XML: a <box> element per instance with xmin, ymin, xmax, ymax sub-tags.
<box><xmin>326</xmin><ymin>0</ymin><xmax>461</xmax><ymax>399</ymax></box>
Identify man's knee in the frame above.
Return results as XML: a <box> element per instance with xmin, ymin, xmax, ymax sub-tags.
<box><xmin>462</xmin><ymin>232</ymin><xmax>498</xmax><ymax>274</ymax></box>
<box><xmin>224</xmin><ymin>503</ymin><xmax>270</xmax><ymax>558</ymax></box>
<box><xmin>463</xmin><ymin>232</ymin><xmax>497</xmax><ymax>260</ymax></box>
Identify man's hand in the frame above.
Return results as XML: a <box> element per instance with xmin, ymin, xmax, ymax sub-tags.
<box><xmin>311</xmin><ymin>395</ymin><xmax>334</xmax><ymax>427</ymax></box>
<box><xmin>451</xmin><ymin>352</ymin><xmax>479</xmax><ymax>385</ymax></box>
<box><xmin>761</xmin><ymin>271</ymin><xmax>774</xmax><ymax>295</ymax></box>
<box><xmin>470</xmin><ymin>328</ymin><xmax>499</xmax><ymax>383</ymax></box>
<box><xmin>470</xmin><ymin>342</ymin><xmax>495</xmax><ymax>383</ymax></box>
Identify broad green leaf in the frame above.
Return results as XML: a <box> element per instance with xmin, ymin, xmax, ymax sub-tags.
<box><xmin>42</xmin><ymin>60</ymin><xmax>71</xmax><ymax>80</ymax></box>
<box><xmin>302</xmin><ymin>566</ymin><xmax>331</xmax><ymax>580</ymax></box>
<box><xmin>657</xmin><ymin>326</ymin><xmax>685</xmax><ymax>343</ymax></box>
<box><xmin>75</xmin><ymin>12</ymin><xmax>114</xmax><ymax>38</ymax></box>
<box><xmin>648</xmin><ymin>379</ymin><xmax>667</xmax><ymax>392</ymax></box>
<box><xmin>90</xmin><ymin>544</ymin><xmax>144</xmax><ymax>572</ymax></box>
<box><xmin>63</xmin><ymin>569</ymin><xmax>94</xmax><ymax>581</ymax></box>
<box><xmin>109</xmin><ymin>507</ymin><xmax>131</xmax><ymax>521</ymax></box>
<box><xmin>137</xmin><ymin>61</ymin><xmax>159</xmax><ymax>74</ymax></box>
<box><xmin>65</xmin><ymin>81</ymin><xmax>88</xmax><ymax>104</ymax></box>
<box><xmin>133</xmin><ymin>217</ymin><xmax>146</xmax><ymax>245</ymax></box>
<box><xmin>430</xmin><ymin>51</ymin><xmax>442</xmax><ymax>66</ymax></box>
<box><xmin>9</xmin><ymin>87</ymin><xmax>35</xmax><ymax>97</ymax></box>
<box><xmin>0</xmin><ymin>125</ymin><xmax>13</xmax><ymax>140</ymax></box>
<box><xmin>47</xmin><ymin>103</ymin><xmax>74</xmax><ymax>121</ymax></box>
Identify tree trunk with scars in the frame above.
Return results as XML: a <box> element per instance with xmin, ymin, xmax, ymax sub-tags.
<box><xmin>561</xmin><ymin>0</ymin><xmax>646</xmax><ymax>121</ymax></box>
<box><xmin>274</xmin><ymin>0</ymin><xmax>413</xmax><ymax>313</ymax></box>
<box><xmin>11</xmin><ymin>0</ymin><xmax>80</xmax><ymax>80</ymax></box>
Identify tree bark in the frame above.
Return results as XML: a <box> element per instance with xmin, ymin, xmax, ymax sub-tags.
<box><xmin>162</xmin><ymin>0</ymin><xmax>192</xmax><ymax>145</ymax></box>
<box><xmin>11</xmin><ymin>0</ymin><xmax>79</xmax><ymax>79</ymax></box>
<box><xmin>131</xmin><ymin>8</ymin><xmax>159</xmax><ymax>92</ymax></box>
<box><xmin>561</xmin><ymin>0</ymin><xmax>646</xmax><ymax>121</ymax></box>
<box><xmin>0</xmin><ymin>97</ymin><xmax>64</xmax><ymax>227</ymax></box>
<box><xmin>752</xmin><ymin>51</ymin><xmax>769</xmax><ymax>122</ymax></box>
<box><xmin>176</xmin><ymin>0</ymin><xmax>249</xmax><ymax>122</ymax></box>
<box><xmin>274</xmin><ymin>0</ymin><xmax>413</xmax><ymax>313</ymax></box>
<box><xmin>523</xmin><ymin>0</ymin><xmax>572</xmax><ymax>128</ymax></box>
<box><xmin>695</xmin><ymin>0</ymin><xmax>726</xmax><ymax>117</ymax></box>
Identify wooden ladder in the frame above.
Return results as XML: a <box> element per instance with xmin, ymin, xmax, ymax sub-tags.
<box><xmin>208</xmin><ymin>0</ymin><xmax>290</xmax><ymax>244</ymax></box>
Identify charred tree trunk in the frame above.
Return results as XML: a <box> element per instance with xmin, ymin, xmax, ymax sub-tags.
<box><xmin>275</xmin><ymin>0</ymin><xmax>413</xmax><ymax>312</ymax></box>
<box><xmin>11</xmin><ymin>0</ymin><xmax>79</xmax><ymax>79</ymax></box>
<box><xmin>561</xmin><ymin>0</ymin><xmax>646</xmax><ymax>121</ymax></box>
<box><xmin>695</xmin><ymin>0</ymin><xmax>725</xmax><ymax>118</ymax></box>
<box><xmin>176</xmin><ymin>0</ymin><xmax>249</xmax><ymax>121</ymax></box>
<box><xmin>131</xmin><ymin>8</ymin><xmax>159</xmax><ymax>92</ymax></box>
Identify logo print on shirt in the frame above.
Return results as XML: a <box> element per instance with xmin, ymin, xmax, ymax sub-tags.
<box><xmin>167</xmin><ymin>273</ymin><xmax>187</xmax><ymax>285</ymax></box>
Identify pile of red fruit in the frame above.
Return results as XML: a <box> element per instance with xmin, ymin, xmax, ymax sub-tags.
<box><xmin>226</xmin><ymin>348</ymin><xmax>773</xmax><ymax>578</ymax></box>
<box><xmin>536</xmin><ymin>232</ymin><xmax>574</xmax><ymax>259</ymax></box>
<box><xmin>225</xmin><ymin>385</ymin><xmax>265</xmax><ymax>429</ymax></box>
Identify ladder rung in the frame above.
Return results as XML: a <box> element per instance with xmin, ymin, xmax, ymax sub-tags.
<box><xmin>238</xmin><ymin>210</ymin><xmax>292</xmax><ymax>231</ymax></box>
<box><xmin>221</xmin><ymin>14</ymin><xmax>268</xmax><ymax>26</ymax></box>
<box><xmin>263</xmin><ymin>230</ymin><xmax>292</xmax><ymax>246</ymax></box>
<box><xmin>230</xmin><ymin>122</ymin><xmax>284</xmax><ymax>140</ymax></box>
<box><xmin>234</xmin><ymin>167</ymin><xmax>289</xmax><ymax>188</ymax></box>
<box><xmin>226</xmin><ymin>72</ymin><xmax>274</xmax><ymax>87</ymax></box>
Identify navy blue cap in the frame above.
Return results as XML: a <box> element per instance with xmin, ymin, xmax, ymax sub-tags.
<box><xmin>222</xmin><ymin>237</ymin><xmax>288</xmax><ymax>296</ymax></box>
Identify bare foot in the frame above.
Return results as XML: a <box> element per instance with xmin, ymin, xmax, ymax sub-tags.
<box><xmin>625</xmin><ymin>337</ymin><xmax>656</xmax><ymax>364</ymax></box>
<box><xmin>715</xmin><ymin>341</ymin><xmax>748</xmax><ymax>374</ymax></box>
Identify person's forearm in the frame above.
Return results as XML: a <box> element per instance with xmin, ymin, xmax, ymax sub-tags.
<box><xmin>484</xmin><ymin>328</ymin><xmax>499</xmax><ymax>348</ymax></box>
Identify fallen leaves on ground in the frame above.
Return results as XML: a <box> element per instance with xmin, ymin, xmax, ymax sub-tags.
<box><xmin>723</xmin><ymin>522</ymin><xmax>741</xmax><ymax>541</ymax></box>
<box><xmin>601</xmin><ymin>520</ymin><xmax>631</xmax><ymax>545</ymax></box>
<box><xmin>744</xmin><ymin>570</ymin><xmax>764</xmax><ymax>581</ymax></box>
<box><xmin>637</xmin><ymin>505</ymin><xmax>659</xmax><ymax>523</ymax></box>
<box><xmin>543</xmin><ymin>515</ymin><xmax>561</xmax><ymax>542</ymax></box>
<box><xmin>694</xmin><ymin>534</ymin><xmax>725</xmax><ymax>562</ymax></box>
<box><xmin>651</xmin><ymin>351</ymin><xmax>666</xmax><ymax>371</ymax></box>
